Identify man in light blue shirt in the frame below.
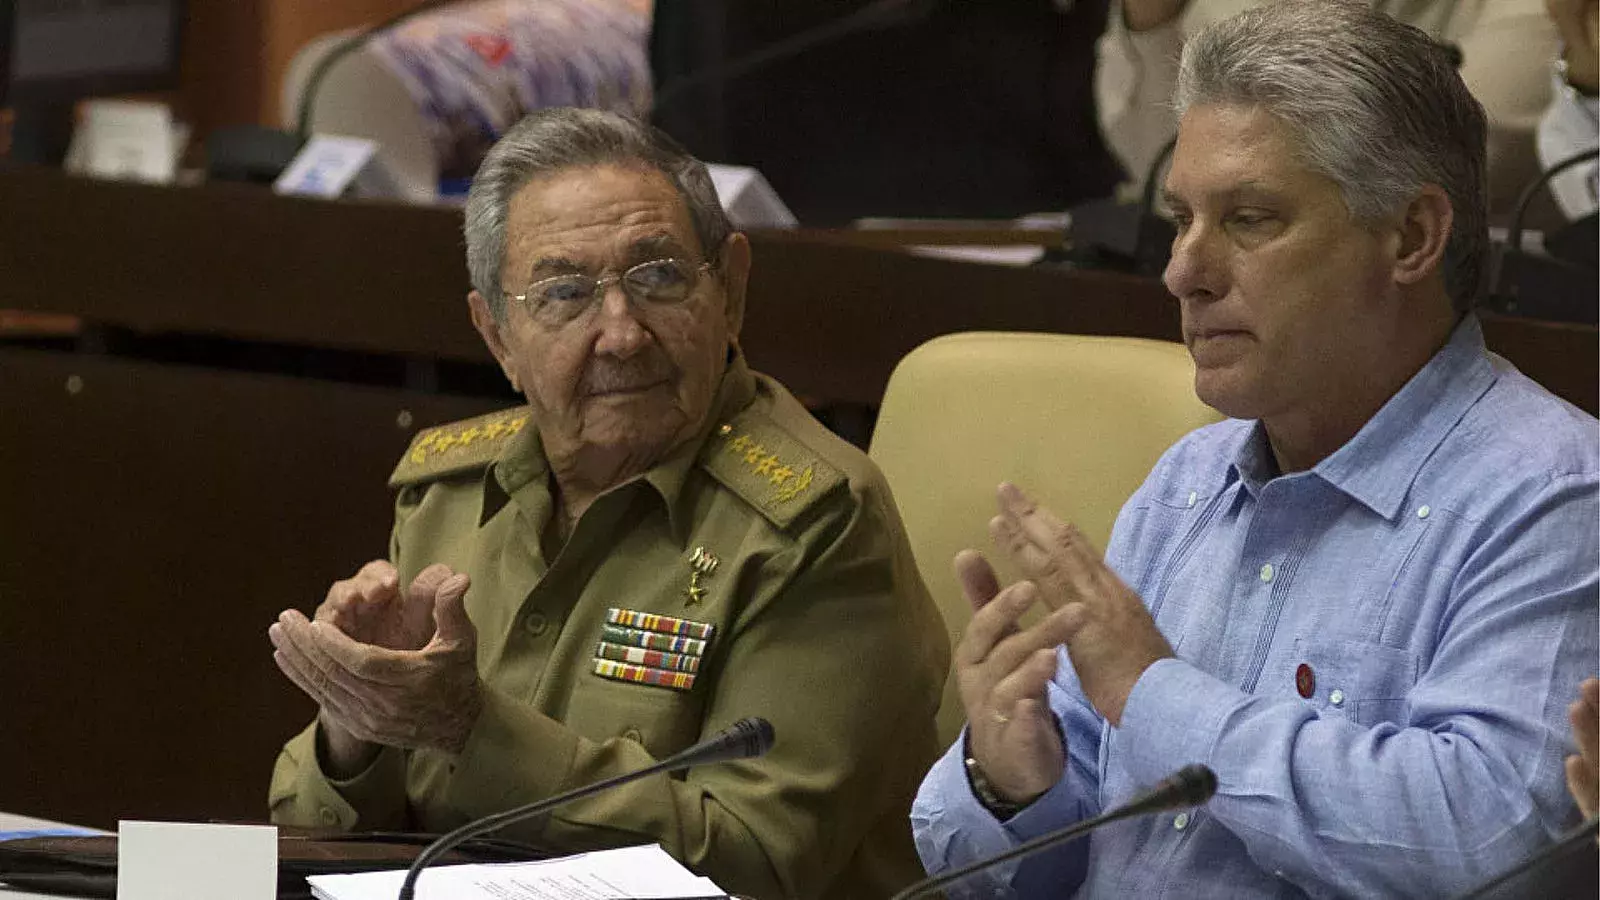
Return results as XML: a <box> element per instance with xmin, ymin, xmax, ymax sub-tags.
<box><xmin>911</xmin><ymin>3</ymin><xmax>1600</xmax><ymax>897</ymax></box>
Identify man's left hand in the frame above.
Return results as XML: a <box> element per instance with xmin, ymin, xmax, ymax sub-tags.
<box><xmin>269</xmin><ymin>570</ymin><xmax>483</xmax><ymax>754</ymax></box>
<box><xmin>989</xmin><ymin>483</ymin><xmax>1174</xmax><ymax>726</ymax></box>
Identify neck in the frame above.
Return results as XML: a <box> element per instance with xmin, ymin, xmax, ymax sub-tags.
<box><xmin>1265</xmin><ymin>303</ymin><xmax>1458</xmax><ymax>473</ymax></box>
<box><xmin>546</xmin><ymin>444</ymin><xmax>658</xmax><ymax>526</ymax></box>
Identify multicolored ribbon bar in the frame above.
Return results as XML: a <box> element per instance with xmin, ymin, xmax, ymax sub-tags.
<box><xmin>600</xmin><ymin>623</ymin><xmax>708</xmax><ymax>657</ymax></box>
<box><xmin>595</xmin><ymin>640</ymin><xmax>703</xmax><ymax>674</ymax></box>
<box><xmin>606</xmin><ymin>607</ymin><xmax>715</xmax><ymax>641</ymax></box>
<box><xmin>592</xmin><ymin>657</ymin><xmax>698</xmax><ymax>691</ymax></box>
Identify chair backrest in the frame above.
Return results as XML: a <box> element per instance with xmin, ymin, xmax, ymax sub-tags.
<box><xmin>868</xmin><ymin>332</ymin><xmax>1223</xmax><ymax>747</ymax></box>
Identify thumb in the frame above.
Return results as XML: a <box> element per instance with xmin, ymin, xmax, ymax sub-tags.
<box><xmin>430</xmin><ymin>573</ymin><xmax>474</xmax><ymax>644</ymax></box>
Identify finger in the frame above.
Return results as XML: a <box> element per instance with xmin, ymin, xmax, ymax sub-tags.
<box><xmin>989</xmin><ymin>647</ymin><xmax>1059</xmax><ymax>715</ymax></box>
<box><xmin>271</xmin><ymin>633</ymin><xmax>373</xmax><ymax>724</ymax></box>
<box><xmin>407</xmin><ymin>563</ymin><xmax>457</xmax><ymax>605</ymax></box>
<box><xmin>428</xmin><ymin>573</ymin><xmax>475</xmax><ymax>646</ymax></box>
<box><xmin>954</xmin><ymin>550</ymin><xmax>1002</xmax><ymax>613</ymax></box>
<box><xmin>318</xmin><ymin>561</ymin><xmax>399</xmax><ymax>623</ymax></box>
<box><xmin>1567</xmin><ymin>753</ymin><xmax>1599</xmax><ymax>818</ymax></box>
<box><xmin>1571</xmin><ymin>691</ymin><xmax>1600</xmax><ymax>765</ymax></box>
<box><xmin>977</xmin><ymin>603</ymin><xmax>1090</xmax><ymax>693</ymax></box>
<box><xmin>955</xmin><ymin>581</ymin><xmax>1041</xmax><ymax>668</ymax></box>
<box><xmin>300</xmin><ymin>619</ymin><xmax>419</xmax><ymax>685</ymax></box>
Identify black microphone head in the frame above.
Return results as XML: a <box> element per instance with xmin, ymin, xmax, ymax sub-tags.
<box><xmin>1174</xmin><ymin>764</ymin><xmax>1218</xmax><ymax>805</ymax></box>
<box><xmin>732</xmin><ymin>716</ymin><xmax>776</xmax><ymax>758</ymax></box>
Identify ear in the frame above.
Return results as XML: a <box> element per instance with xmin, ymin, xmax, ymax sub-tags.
<box><xmin>1392</xmin><ymin>184</ymin><xmax>1453</xmax><ymax>287</ymax></box>
<box><xmin>717</xmin><ymin>232</ymin><xmax>752</xmax><ymax>338</ymax></box>
<box><xmin>468</xmin><ymin>290</ymin><xmax>521</xmax><ymax>393</ymax></box>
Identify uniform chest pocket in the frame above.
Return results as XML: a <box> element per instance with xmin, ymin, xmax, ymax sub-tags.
<box><xmin>1299</xmin><ymin>639</ymin><xmax>1419</xmax><ymax>727</ymax></box>
<box><xmin>565</xmin><ymin>673</ymin><xmax>706</xmax><ymax>760</ymax></box>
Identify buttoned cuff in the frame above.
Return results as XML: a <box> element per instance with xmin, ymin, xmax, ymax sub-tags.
<box><xmin>1116</xmin><ymin>658</ymin><xmax>1239</xmax><ymax>788</ymax></box>
<box><xmin>444</xmin><ymin>686</ymin><xmax>579</xmax><ymax>819</ymax></box>
<box><xmin>1003</xmin><ymin>762</ymin><xmax>1087</xmax><ymax>842</ymax></box>
<box><xmin>268</xmin><ymin>721</ymin><xmax>409</xmax><ymax>831</ymax></box>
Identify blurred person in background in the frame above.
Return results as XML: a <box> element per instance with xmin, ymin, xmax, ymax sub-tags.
<box><xmin>1098</xmin><ymin>0</ymin><xmax>1557</xmax><ymax>216</ymax></box>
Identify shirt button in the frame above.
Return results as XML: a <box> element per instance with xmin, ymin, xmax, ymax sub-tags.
<box><xmin>1173</xmin><ymin>812</ymin><xmax>1190</xmax><ymax>830</ymax></box>
<box><xmin>317</xmin><ymin>806</ymin><xmax>339</xmax><ymax>827</ymax></box>
<box><xmin>524</xmin><ymin>612</ymin><xmax>548</xmax><ymax>636</ymax></box>
<box><xmin>1186</xmin><ymin>491</ymin><xmax>1197</xmax><ymax>508</ymax></box>
<box><xmin>622</xmin><ymin>727</ymin><xmax>643</xmax><ymax>743</ymax></box>
<box><xmin>1329</xmin><ymin>689</ymin><xmax>1346</xmax><ymax>707</ymax></box>
<box><xmin>1417</xmin><ymin>504</ymin><xmax>1431</xmax><ymax>519</ymax></box>
<box><xmin>1259</xmin><ymin>563</ymin><xmax>1274</xmax><ymax>583</ymax></box>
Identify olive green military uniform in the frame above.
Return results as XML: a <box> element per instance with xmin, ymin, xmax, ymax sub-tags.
<box><xmin>268</xmin><ymin>354</ymin><xmax>949</xmax><ymax>899</ymax></box>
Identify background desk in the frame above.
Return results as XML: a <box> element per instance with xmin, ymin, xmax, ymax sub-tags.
<box><xmin>0</xmin><ymin>168</ymin><xmax>1593</xmax><ymax>832</ymax></box>
<box><xmin>0</xmin><ymin>811</ymin><xmax>98</xmax><ymax>900</ymax></box>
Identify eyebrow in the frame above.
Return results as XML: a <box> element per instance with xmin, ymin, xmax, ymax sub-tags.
<box><xmin>626</xmin><ymin>233</ymin><xmax>691</xmax><ymax>260</ymax></box>
<box><xmin>1162</xmin><ymin>179</ymin><xmax>1284</xmax><ymax>208</ymax></box>
<box><xmin>526</xmin><ymin>256</ymin><xmax>584</xmax><ymax>277</ymax></box>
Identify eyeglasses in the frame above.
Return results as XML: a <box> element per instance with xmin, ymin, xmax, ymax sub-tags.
<box><xmin>507</xmin><ymin>257</ymin><xmax>715</xmax><ymax>323</ymax></box>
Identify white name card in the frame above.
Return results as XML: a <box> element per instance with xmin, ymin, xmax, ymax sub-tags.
<box><xmin>116</xmin><ymin>820</ymin><xmax>277</xmax><ymax>900</ymax></box>
<box><xmin>274</xmin><ymin>135</ymin><xmax>380</xmax><ymax>199</ymax></box>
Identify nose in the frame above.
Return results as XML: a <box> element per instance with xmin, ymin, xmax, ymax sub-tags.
<box><xmin>592</xmin><ymin>281</ymin><xmax>651</xmax><ymax>359</ymax></box>
<box><xmin>1163</xmin><ymin>221</ymin><xmax>1224</xmax><ymax>305</ymax></box>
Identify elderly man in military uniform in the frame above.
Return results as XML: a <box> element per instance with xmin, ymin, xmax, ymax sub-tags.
<box><xmin>266</xmin><ymin>108</ymin><xmax>948</xmax><ymax>899</ymax></box>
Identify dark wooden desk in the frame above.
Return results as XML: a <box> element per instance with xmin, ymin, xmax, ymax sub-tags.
<box><xmin>2</xmin><ymin>167</ymin><xmax>1590</xmax><ymax>413</ymax></box>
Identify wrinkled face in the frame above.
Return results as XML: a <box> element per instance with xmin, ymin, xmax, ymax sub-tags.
<box><xmin>473</xmin><ymin>163</ymin><xmax>746</xmax><ymax>468</ymax></box>
<box><xmin>1162</xmin><ymin>103</ymin><xmax>1400</xmax><ymax>422</ymax></box>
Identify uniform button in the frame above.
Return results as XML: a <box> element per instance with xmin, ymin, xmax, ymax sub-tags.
<box><xmin>524</xmin><ymin>612</ymin><xmax>548</xmax><ymax>636</ymax></box>
<box><xmin>317</xmin><ymin>806</ymin><xmax>339</xmax><ymax>827</ymax></box>
<box><xmin>622</xmin><ymin>727</ymin><xmax>643</xmax><ymax>743</ymax></box>
<box><xmin>1416</xmin><ymin>504</ymin><xmax>1431</xmax><ymax>519</ymax></box>
<box><xmin>1186</xmin><ymin>491</ymin><xmax>1197</xmax><ymax>508</ymax></box>
<box><xmin>1329</xmin><ymin>689</ymin><xmax>1346</xmax><ymax>707</ymax></box>
<box><xmin>1173</xmin><ymin>812</ymin><xmax>1190</xmax><ymax>830</ymax></box>
<box><xmin>1259</xmin><ymin>563</ymin><xmax>1274</xmax><ymax>583</ymax></box>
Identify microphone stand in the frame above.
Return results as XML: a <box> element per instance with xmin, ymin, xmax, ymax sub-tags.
<box><xmin>889</xmin><ymin>764</ymin><xmax>1217</xmax><ymax>900</ymax></box>
<box><xmin>1454</xmin><ymin>815</ymin><xmax>1599</xmax><ymax>900</ymax></box>
<box><xmin>395</xmin><ymin>716</ymin><xmax>773</xmax><ymax>900</ymax></box>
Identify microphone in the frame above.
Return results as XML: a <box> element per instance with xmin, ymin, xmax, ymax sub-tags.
<box><xmin>1484</xmin><ymin>148</ymin><xmax>1600</xmax><ymax>323</ymax></box>
<box><xmin>1453</xmin><ymin>815</ymin><xmax>1600</xmax><ymax>900</ymax></box>
<box><xmin>395</xmin><ymin>716</ymin><xmax>774</xmax><ymax>900</ymax></box>
<box><xmin>890</xmin><ymin>764</ymin><xmax>1218</xmax><ymax>900</ymax></box>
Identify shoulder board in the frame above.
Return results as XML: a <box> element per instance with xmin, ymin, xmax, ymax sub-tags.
<box><xmin>389</xmin><ymin>407</ymin><xmax>531</xmax><ymax>488</ymax></box>
<box><xmin>699</xmin><ymin>408</ymin><xmax>845</xmax><ymax>529</ymax></box>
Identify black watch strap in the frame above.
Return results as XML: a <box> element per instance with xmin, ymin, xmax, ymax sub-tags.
<box><xmin>961</xmin><ymin>729</ymin><xmax>1034</xmax><ymax>820</ymax></box>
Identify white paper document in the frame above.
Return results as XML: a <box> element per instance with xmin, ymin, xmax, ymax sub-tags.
<box><xmin>307</xmin><ymin>843</ymin><xmax>728</xmax><ymax>900</ymax></box>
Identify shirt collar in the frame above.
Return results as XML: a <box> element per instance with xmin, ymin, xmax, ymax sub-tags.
<box><xmin>638</xmin><ymin>348</ymin><xmax>757</xmax><ymax>538</ymax></box>
<box><xmin>1228</xmin><ymin>315</ymin><xmax>1496</xmax><ymax>519</ymax></box>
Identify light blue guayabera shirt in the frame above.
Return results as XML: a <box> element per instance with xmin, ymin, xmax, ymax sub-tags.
<box><xmin>912</xmin><ymin>316</ymin><xmax>1599</xmax><ymax>898</ymax></box>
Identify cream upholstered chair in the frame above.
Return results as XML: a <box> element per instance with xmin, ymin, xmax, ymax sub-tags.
<box><xmin>868</xmin><ymin>332</ymin><xmax>1223</xmax><ymax>747</ymax></box>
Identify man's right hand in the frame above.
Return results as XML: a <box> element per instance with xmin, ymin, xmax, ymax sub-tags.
<box><xmin>953</xmin><ymin>550</ymin><xmax>1079</xmax><ymax>807</ymax></box>
<box><xmin>316</xmin><ymin>560</ymin><xmax>455</xmax><ymax>651</ymax></box>
<box><xmin>1122</xmin><ymin>0</ymin><xmax>1190</xmax><ymax>32</ymax></box>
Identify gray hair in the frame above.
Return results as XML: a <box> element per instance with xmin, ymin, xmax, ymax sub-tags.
<box><xmin>1175</xmin><ymin>1</ymin><xmax>1488</xmax><ymax>311</ymax></box>
<box><xmin>464</xmin><ymin>108</ymin><xmax>734</xmax><ymax>318</ymax></box>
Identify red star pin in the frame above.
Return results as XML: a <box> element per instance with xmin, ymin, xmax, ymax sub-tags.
<box><xmin>1295</xmin><ymin>663</ymin><xmax>1315</xmax><ymax>699</ymax></box>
